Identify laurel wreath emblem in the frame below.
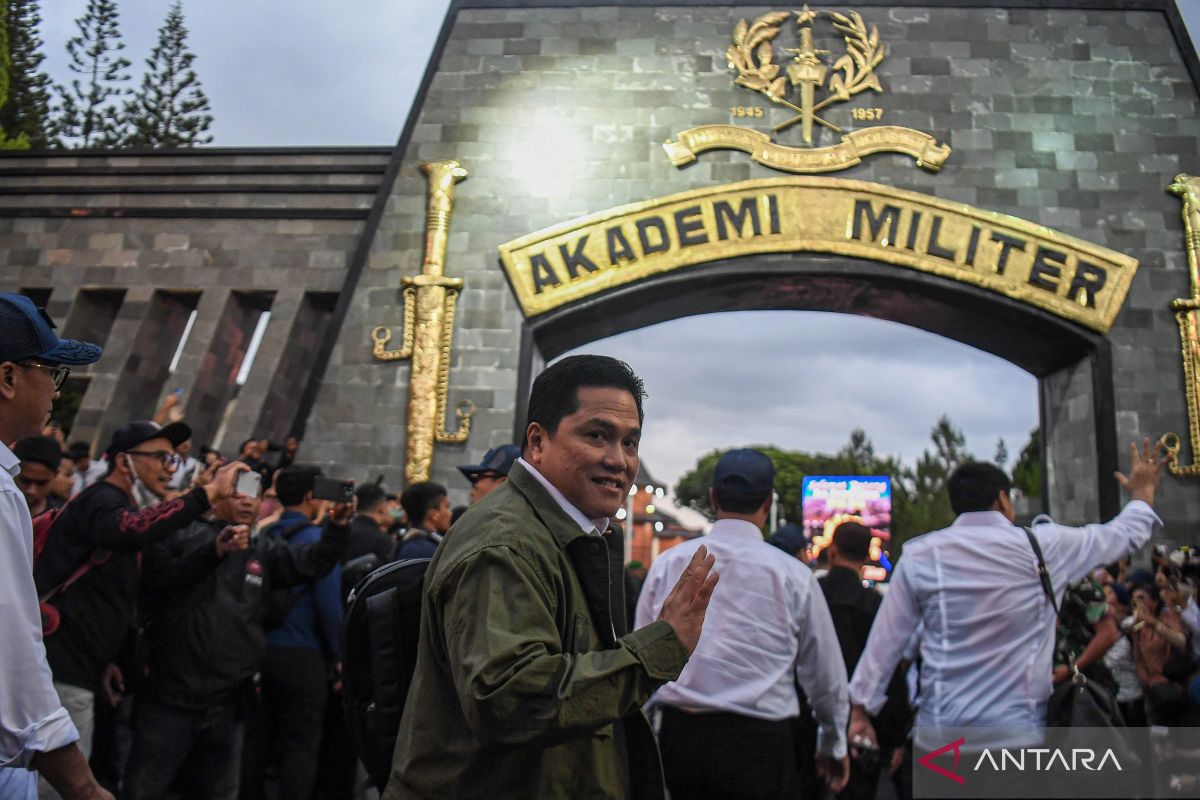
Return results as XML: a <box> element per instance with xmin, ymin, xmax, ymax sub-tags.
<box><xmin>725</xmin><ymin>8</ymin><xmax>886</xmax><ymax>109</ymax></box>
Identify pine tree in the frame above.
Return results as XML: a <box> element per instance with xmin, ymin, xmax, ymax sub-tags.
<box><xmin>52</xmin><ymin>0</ymin><xmax>131</xmax><ymax>148</ymax></box>
<box><xmin>2</xmin><ymin>0</ymin><xmax>52</xmax><ymax>147</ymax></box>
<box><xmin>994</xmin><ymin>437</ymin><xmax>1008</xmax><ymax>470</ymax></box>
<box><xmin>123</xmin><ymin>2</ymin><xmax>212</xmax><ymax>147</ymax></box>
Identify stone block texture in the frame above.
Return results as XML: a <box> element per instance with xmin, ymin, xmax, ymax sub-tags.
<box><xmin>0</xmin><ymin>147</ymin><xmax>387</xmax><ymax>453</ymax></box>
<box><xmin>7</xmin><ymin>4</ymin><xmax>1200</xmax><ymax>525</ymax></box>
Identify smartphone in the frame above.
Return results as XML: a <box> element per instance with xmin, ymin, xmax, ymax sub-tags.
<box><xmin>236</xmin><ymin>471</ymin><xmax>262</xmax><ymax>498</ymax></box>
<box><xmin>313</xmin><ymin>476</ymin><xmax>354</xmax><ymax>502</ymax></box>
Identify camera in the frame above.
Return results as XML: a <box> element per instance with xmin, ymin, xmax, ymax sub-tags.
<box><xmin>313</xmin><ymin>476</ymin><xmax>354</xmax><ymax>503</ymax></box>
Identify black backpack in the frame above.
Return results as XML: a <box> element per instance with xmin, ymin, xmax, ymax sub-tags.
<box><xmin>342</xmin><ymin>557</ymin><xmax>430</xmax><ymax>792</ymax></box>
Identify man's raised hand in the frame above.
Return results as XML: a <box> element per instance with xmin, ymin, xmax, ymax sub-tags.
<box><xmin>1114</xmin><ymin>437</ymin><xmax>1168</xmax><ymax>506</ymax></box>
<box><xmin>656</xmin><ymin>544</ymin><xmax>719</xmax><ymax>655</ymax></box>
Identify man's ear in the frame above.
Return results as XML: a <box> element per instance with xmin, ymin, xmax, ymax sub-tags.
<box><xmin>525</xmin><ymin>423</ymin><xmax>546</xmax><ymax>463</ymax></box>
<box><xmin>760</xmin><ymin>493</ymin><xmax>774</xmax><ymax>516</ymax></box>
<box><xmin>0</xmin><ymin>362</ymin><xmax>17</xmax><ymax>402</ymax></box>
<box><xmin>708</xmin><ymin>487</ymin><xmax>719</xmax><ymax>513</ymax></box>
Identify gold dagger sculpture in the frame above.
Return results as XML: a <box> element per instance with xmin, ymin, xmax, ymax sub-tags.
<box><xmin>371</xmin><ymin>160</ymin><xmax>475</xmax><ymax>484</ymax></box>
<box><xmin>1161</xmin><ymin>174</ymin><xmax>1200</xmax><ymax>475</ymax></box>
<box><xmin>786</xmin><ymin>9</ymin><xmax>829</xmax><ymax>144</ymax></box>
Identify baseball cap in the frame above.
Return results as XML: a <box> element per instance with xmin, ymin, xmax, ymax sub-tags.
<box><xmin>458</xmin><ymin>444</ymin><xmax>521</xmax><ymax>479</ymax></box>
<box><xmin>104</xmin><ymin>420</ymin><xmax>192</xmax><ymax>460</ymax></box>
<box><xmin>0</xmin><ymin>292</ymin><xmax>102</xmax><ymax>365</ymax></box>
<box><xmin>712</xmin><ymin>448</ymin><xmax>775</xmax><ymax>497</ymax></box>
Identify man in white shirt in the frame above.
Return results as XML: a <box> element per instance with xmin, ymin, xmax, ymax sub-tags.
<box><xmin>848</xmin><ymin>441</ymin><xmax>1166</xmax><ymax>751</ymax></box>
<box><xmin>636</xmin><ymin>448</ymin><xmax>849</xmax><ymax>799</ymax></box>
<box><xmin>0</xmin><ymin>291</ymin><xmax>112</xmax><ymax>800</ymax></box>
<box><xmin>66</xmin><ymin>442</ymin><xmax>105</xmax><ymax>499</ymax></box>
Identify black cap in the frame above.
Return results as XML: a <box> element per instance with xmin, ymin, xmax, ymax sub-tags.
<box><xmin>0</xmin><ymin>292</ymin><xmax>102</xmax><ymax>365</ymax></box>
<box><xmin>104</xmin><ymin>420</ymin><xmax>192</xmax><ymax>461</ymax></box>
<box><xmin>458</xmin><ymin>444</ymin><xmax>521</xmax><ymax>479</ymax></box>
<box><xmin>712</xmin><ymin>448</ymin><xmax>775</xmax><ymax>497</ymax></box>
<box><xmin>14</xmin><ymin>435</ymin><xmax>64</xmax><ymax>471</ymax></box>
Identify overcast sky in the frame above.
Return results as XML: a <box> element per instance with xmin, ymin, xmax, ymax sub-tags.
<box><xmin>38</xmin><ymin>1</ymin><xmax>1200</xmax><ymax>494</ymax></box>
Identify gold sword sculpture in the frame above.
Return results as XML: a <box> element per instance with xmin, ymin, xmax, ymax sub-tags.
<box><xmin>786</xmin><ymin>10</ymin><xmax>829</xmax><ymax>144</ymax></box>
<box><xmin>371</xmin><ymin>160</ymin><xmax>475</xmax><ymax>484</ymax></box>
<box><xmin>1161</xmin><ymin>174</ymin><xmax>1200</xmax><ymax>475</ymax></box>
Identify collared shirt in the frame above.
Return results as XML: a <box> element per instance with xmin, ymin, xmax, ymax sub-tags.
<box><xmin>0</xmin><ymin>441</ymin><xmax>79</xmax><ymax>767</ymax></box>
<box><xmin>516</xmin><ymin>458</ymin><xmax>609</xmax><ymax>535</ymax></box>
<box><xmin>635</xmin><ymin>518</ymin><xmax>849</xmax><ymax>759</ymax></box>
<box><xmin>70</xmin><ymin>459</ymin><xmax>106</xmax><ymax>498</ymax></box>
<box><xmin>849</xmin><ymin>502</ymin><xmax>1161</xmax><ymax>746</ymax></box>
<box><xmin>1180</xmin><ymin>598</ymin><xmax>1200</xmax><ymax>660</ymax></box>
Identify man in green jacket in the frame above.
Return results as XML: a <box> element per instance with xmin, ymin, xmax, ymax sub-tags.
<box><xmin>386</xmin><ymin>355</ymin><xmax>719</xmax><ymax>799</ymax></box>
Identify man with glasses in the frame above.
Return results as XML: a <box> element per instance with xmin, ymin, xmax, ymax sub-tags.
<box><xmin>0</xmin><ymin>292</ymin><xmax>115</xmax><ymax>799</ymax></box>
<box><xmin>457</xmin><ymin>444</ymin><xmax>519</xmax><ymax>504</ymax></box>
<box><xmin>34</xmin><ymin>420</ymin><xmax>247</xmax><ymax>799</ymax></box>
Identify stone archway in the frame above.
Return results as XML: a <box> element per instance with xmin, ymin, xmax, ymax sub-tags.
<box><xmin>502</xmin><ymin>178</ymin><xmax>1134</xmax><ymax>523</ymax></box>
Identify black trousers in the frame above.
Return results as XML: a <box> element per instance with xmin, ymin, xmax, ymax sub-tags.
<box><xmin>659</xmin><ymin>706</ymin><xmax>798</xmax><ymax>800</ymax></box>
<box><xmin>260</xmin><ymin>646</ymin><xmax>329</xmax><ymax>800</ymax></box>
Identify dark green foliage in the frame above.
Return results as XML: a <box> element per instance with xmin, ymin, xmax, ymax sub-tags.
<box><xmin>994</xmin><ymin>437</ymin><xmax>1008</xmax><ymax>469</ymax></box>
<box><xmin>51</xmin><ymin>0</ymin><xmax>131</xmax><ymax>147</ymax></box>
<box><xmin>674</xmin><ymin>417</ymin><xmax>976</xmax><ymax>560</ymax></box>
<box><xmin>2</xmin><ymin>0</ymin><xmax>51</xmax><ymax>147</ymax></box>
<box><xmin>122</xmin><ymin>1</ymin><xmax>211</xmax><ymax>146</ymax></box>
<box><xmin>1013</xmin><ymin>427</ymin><xmax>1041</xmax><ymax>497</ymax></box>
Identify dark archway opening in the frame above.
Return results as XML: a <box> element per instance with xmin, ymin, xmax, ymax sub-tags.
<box><xmin>513</xmin><ymin>252</ymin><xmax>1119</xmax><ymax>524</ymax></box>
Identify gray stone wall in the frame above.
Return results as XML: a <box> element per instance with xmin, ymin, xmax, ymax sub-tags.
<box><xmin>1</xmin><ymin>5</ymin><xmax>1197</xmax><ymax>525</ymax></box>
<box><xmin>0</xmin><ymin>148</ymin><xmax>387</xmax><ymax>455</ymax></box>
<box><xmin>307</xmin><ymin>4</ymin><xmax>1200</xmax><ymax>518</ymax></box>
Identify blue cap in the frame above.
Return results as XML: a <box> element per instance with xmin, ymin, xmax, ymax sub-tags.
<box><xmin>458</xmin><ymin>444</ymin><xmax>521</xmax><ymax>479</ymax></box>
<box><xmin>712</xmin><ymin>448</ymin><xmax>775</xmax><ymax>497</ymax></box>
<box><xmin>0</xmin><ymin>292</ymin><xmax>102</xmax><ymax>365</ymax></box>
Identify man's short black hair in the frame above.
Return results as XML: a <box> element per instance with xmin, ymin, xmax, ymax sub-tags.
<box><xmin>355</xmin><ymin>482</ymin><xmax>387</xmax><ymax>513</ymax></box>
<box><xmin>524</xmin><ymin>355</ymin><xmax>646</xmax><ymax>449</ymax></box>
<box><xmin>14</xmin><ymin>436</ymin><xmax>63</xmax><ymax>472</ymax></box>
<box><xmin>713</xmin><ymin>482</ymin><xmax>772</xmax><ymax>515</ymax></box>
<box><xmin>401</xmin><ymin>481</ymin><xmax>447</xmax><ymax>528</ymax></box>
<box><xmin>832</xmin><ymin>521</ymin><xmax>872</xmax><ymax>562</ymax></box>
<box><xmin>947</xmin><ymin>462</ymin><xmax>1013</xmax><ymax>515</ymax></box>
<box><xmin>276</xmin><ymin>465</ymin><xmax>321</xmax><ymax>507</ymax></box>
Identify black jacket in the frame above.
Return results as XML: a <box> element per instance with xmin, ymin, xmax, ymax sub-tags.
<box><xmin>345</xmin><ymin>514</ymin><xmax>395</xmax><ymax>564</ymax></box>
<box><xmin>36</xmin><ymin>481</ymin><xmax>212</xmax><ymax>692</ymax></box>
<box><xmin>139</xmin><ymin>516</ymin><xmax>349</xmax><ymax>710</ymax></box>
<box><xmin>819</xmin><ymin>566</ymin><xmax>911</xmax><ymax>748</ymax></box>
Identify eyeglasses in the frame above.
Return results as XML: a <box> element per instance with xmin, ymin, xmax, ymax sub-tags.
<box><xmin>127</xmin><ymin>450</ymin><xmax>181</xmax><ymax>469</ymax></box>
<box><xmin>18</xmin><ymin>360</ymin><xmax>70</xmax><ymax>391</ymax></box>
<box><xmin>468</xmin><ymin>472</ymin><xmax>502</xmax><ymax>486</ymax></box>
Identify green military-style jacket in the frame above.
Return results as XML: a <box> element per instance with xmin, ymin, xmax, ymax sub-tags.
<box><xmin>384</xmin><ymin>462</ymin><xmax>689</xmax><ymax>799</ymax></box>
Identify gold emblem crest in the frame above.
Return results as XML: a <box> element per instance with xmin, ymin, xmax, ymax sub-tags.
<box><xmin>664</xmin><ymin>6</ymin><xmax>952</xmax><ymax>174</ymax></box>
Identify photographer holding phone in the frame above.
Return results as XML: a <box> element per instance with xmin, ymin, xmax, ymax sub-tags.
<box><xmin>35</xmin><ymin>420</ymin><xmax>248</xmax><ymax>799</ymax></box>
<box><xmin>122</xmin><ymin>477</ymin><xmax>354</xmax><ymax>800</ymax></box>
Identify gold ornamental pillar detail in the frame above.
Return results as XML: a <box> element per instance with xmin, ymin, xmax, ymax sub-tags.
<box><xmin>1161</xmin><ymin>174</ymin><xmax>1200</xmax><ymax>475</ymax></box>
<box><xmin>371</xmin><ymin>160</ymin><xmax>474</xmax><ymax>484</ymax></box>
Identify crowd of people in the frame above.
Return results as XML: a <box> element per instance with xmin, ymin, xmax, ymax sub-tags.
<box><xmin>0</xmin><ymin>286</ymin><xmax>1196</xmax><ymax>800</ymax></box>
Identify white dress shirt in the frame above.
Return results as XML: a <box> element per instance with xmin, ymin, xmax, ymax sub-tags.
<box><xmin>0</xmin><ymin>441</ymin><xmax>79</xmax><ymax>768</ymax></box>
<box><xmin>1180</xmin><ymin>597</ymin><xmax>1200</xmax><ymax>660</ymax></box>
<box><xmin>69</xmin><ymin>459</ymin><xmax>106</xmax><ymax>498</ymax></box>
<box><xmin>517</xmin><ymin>458</ymin><xmax>609</xmax><ymax>535</ymax></box>
<box><xmin>635</xmin><ymin>519</ymin><xmax>849</xmax><ymax>759</ymax></box>
<box><xmin>849</xmin><ymin>502</ymin><xmax>1160</xmax><ymax>746</ymax></box>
